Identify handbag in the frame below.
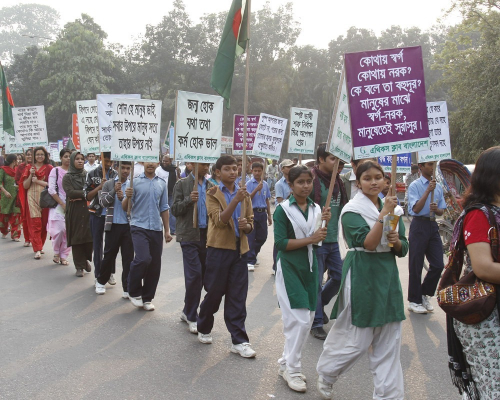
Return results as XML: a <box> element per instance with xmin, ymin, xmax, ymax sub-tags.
<box><xmin>40</xmin><ymin>168</ymin><xmax>59</xmax><ymax>209</ymax></box>
<box><xmin>437</xmin><ymin>204</ymin><xmax>499</xmax><ymax>324</ymax></box>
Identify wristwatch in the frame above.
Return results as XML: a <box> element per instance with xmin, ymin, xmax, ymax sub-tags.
<box><xmin>378</xmin><ymin>219</ymin><xmax>384</xmax><ymax>224</ymax></box>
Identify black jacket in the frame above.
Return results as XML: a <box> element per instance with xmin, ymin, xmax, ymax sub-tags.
<box><xmin>84</xmin><ymin>165</ymin><xmax>118</xmax><ymax>216</ymax></box>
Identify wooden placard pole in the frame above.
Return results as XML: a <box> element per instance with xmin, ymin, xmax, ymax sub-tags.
<box><xmin>193</xmin><ymin>163</ymin><xmax>199</xmax><ymax>228</ymax></box>
<box><xmin>390</xmin><ymin>154</ymin><xmax>398</xmax><ymax>198</ymax></box>
<box><xmin>127</xmin><ymin>162</ymin><xmax>134</xmax><ymax>216</ymax></box>
<box><xmin>321</xmin><ymin>158</ymin><xmax>340</xmax><ymax>228</ymax></box>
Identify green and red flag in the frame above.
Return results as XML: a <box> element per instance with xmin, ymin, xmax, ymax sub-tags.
<box><xmin>0</xmin><ymin>62</ymin><xmax>15</xmax><ymax>136</ymax></box>
<box><xmin>210</xmin><ymin>0</ymin><xmax>249</xmax><ymax>108</ymax></box>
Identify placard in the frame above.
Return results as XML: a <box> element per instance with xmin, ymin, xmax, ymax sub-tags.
<box><xmin>49</xmin><ymin>142</ymin><xmax>60</xmax><ymax>162</ymax></box>
<box><xmin>62</xmin><ymin>136</ymin><xmax>70</xmax><ymax>149</ymax></box>
<box><xmin>12</xmin><ymin>105</ymin><xmax>48</xmax><ymax>148</ymax></box>
<box><xmin>251</xmin><ymin>113</ymin><xmax>287</xmax><ymax>160</ymax></box>
<box><xmin>345</xmin><ymin>46</ymin><xmax>430</xmax><ymax>159</ymax></box>
<box><xmin>4</xmin><ymin>131</ymin><xmax>23</xmax><ymax>154</ymax></box>
<box><xmin>287</xmin><ymin>107</ymin><xmax>318</xmax><ymax>155</ymax></box>
<box><xmin>76</xmin><ymin>100</ymin><xmax>99</xmax><ymax>155</ymax></box>
<box><xmin>327</xmin><ymin>69</ymin><xmax>353</xmax><ymax>163</ymax></box>
<box><xmin>97</xmin><ymin>94</ymin><xmax>141</xmax><ymax>152</ymax></box>
<box><xmin>221</xmin><ymin>136</ymin><xmax>234</xmax><ymax>154</ymax></box>
<box><xmin>233</xmin><ymin>114</ymin><xmax>259</xmax><ymax>155</ymax></box>
<box><xmin>378</xmin><ymin>153</ymin><xmax>411</xmax><ymax>173</ymax></box>
<box><xmin>58</xmin><ymin>139</ymin><xmax>63</xmax><ymax>151</ymax></box>
<box><xmin>72</xmin><ymin>113</ymin><xmax>81</xmax><ymax>151</ymax></box>
<box><xmin>162</xmin><ymin>121</ymin><xmax>174</xmax><ymax>154</ymax></box>
<box><xmin>418</xmin><ymin>101</ymin><xmax>451</xmax><ymax>162</ymax></box>
<box><xmin>110</xmin><ymin>98</ymin><xmax>162</xmax><ymax>162</ymax></box>
<box><xmin>174</xmin><ymin>90</ymin><xmax>223</xmax><ymax>163</ymax></box>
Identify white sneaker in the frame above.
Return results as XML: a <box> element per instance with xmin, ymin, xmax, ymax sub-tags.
<box><xmin>108</xmin><ymin>274</ymin><xmax>116</xmax><ymax>285</ymax></box>
<box><xmin>247</xmin><ymin>264</ymin><xmax>255</xmax><ymax>271</ymax></box>
<box><xmin>278</xmin><ymin>364</ymin><xmax>306</xmax><ymax>381</ymax></box>
<box><xmin>408</xmin><ymin>302</ymin><xmax>428</xmax><ymax>314</ymax></box>
<box><xmin>231</xmin><ymin>342</ymin><xmax>256</xmax><ymax>358</ymax></box>
<box><xmin>198</xmin><ymin>332</ymin><xmax>212</xmax><ymax>344</ymax></box>
<box><xmin>122</xmin><ymin>292</ymin><xmax>129</xmax><ymax>299</ymax></box>
<box><xmin>283</xmin><ymin>369</ymin><xmax>306</xmax><ymax>392</ymax></box>
<box><xmin>130</xmin><ymin>296</ymin><xmax>143</xmax><ymax>308</ymax></box>
<box><xmin>143</xmin><ymin>302</ymin><xmax>155</xmax><ymax>311</ymax></box>
<box><xmin>255</xmin><ymin>260</ymin><xmax>260</xmax><ymax>266</ymax></box>
<box><xmin>180</xmin><ymin>312</ymin><xmax>198</xmax><ymax>334</ymax></box>
<box><xmin>95</xmin><ymin>282</ymin><xmax>106</xmax><ymax>295</ymax></box>
<box><xmin>317</xmin><ymin>375</ymin><xmax>334</xmax><ymax>399</ymax></box>
<box><xmin>422</xmin><ymin>295</ymin><xmax>434</xmax><ymax>312</ymax></box>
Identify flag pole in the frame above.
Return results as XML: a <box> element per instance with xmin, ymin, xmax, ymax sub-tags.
<box><xmin>241</xmin><ymin>0</ymin><xmax>251</xmax><ymax>187</ymax></box>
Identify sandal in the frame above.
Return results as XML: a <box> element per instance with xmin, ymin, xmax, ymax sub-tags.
<box><xmin>34</xmin><ymin>251</ymin><xmax>41</xmax><ymax>260</ymax></box>
<box><xmin>13</xmin><ymin>238</ymin><xmax>20</xmax><ymax>242</ymax></box>
<box><xmin>60</xmin><ymin>259</ymin><xmax>69</xmax><ymax>265</ymax></box>
<box><xmin>53</xmin><ymin>255</ymin><xmax>60</xmax><ymax>264</ymax></box>
<box><xmin>24</xmin><ymin>242</ymin><xmax>31</xmax><ymax>247</ymax></box>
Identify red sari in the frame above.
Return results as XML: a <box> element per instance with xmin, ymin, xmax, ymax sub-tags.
<box><xmin>15</xmin><ymin>163</ymin><xmax>30</xmax><ymax>243</ymax></box>
<box><xmin>19</xmin><ymin>163</ymin><xmax>52</xmax><ymax>252</ymax></box>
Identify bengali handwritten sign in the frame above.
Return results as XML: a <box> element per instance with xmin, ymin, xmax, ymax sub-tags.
<box><xmin>12</xmin><ymin>105</ymin><xmax>48</xmax><ymax>148</ymax></box>
<box><xmin>345</xmin><ymin>46</ymin><xmax>430</xmax><ymax>159</ymax></box>
<box><xmin>163</xmin><ymin>121</ymin><xmax>174</xmax><ymax>152</ymax></box>
<box><xmin>4</xmin><ymin>131</ymin><xmax>23</xmax><ymax>154</ymax></box>
<box><xmin>418</xmin><ymin>101</ymin><xmax>451</xmax><ymax>162</ymax></box>
<box><xmin>111</xmin><ymin>98</ymin><xmax>162</xmax><ymax>162</ymax></box>
<box><xmin>49</xmin><ymin>142</ymin><xmax>60</xmax><ymax>162</ymax></box>
<box><xmin>76</xmin><ymin>100</ymin><xmax>99</xmax><ymax>155</ymax></box>
<box><xmin>287</xmin><ymin>107</ymin><xmax>318</xmax><ymax>155</ymax></box>
<box><xmin>252</xmin><ymin>113</ymin><xmax>288</xmax><ymax>160</ymax></box>
<box><xmin>327</xmin><ymin>69</ymin><xmax>353</xmax><ymax>163</ymax></box>
<box><xmin>378</xmin><ymin>153</ymin><xmax>411</xmax><ymax>173</ymax></box>
<box><xmin>97</xmin><ymin>94</ymin><xmax>141</xmax><ymax>152</ymax></box>
<box><xmin>174</xmin><ymin>91</ymin><xmax>223</xmax><ymax>163</ymax></box>
<box><xmin>221</xmin><ymin>136</ymin><xmax>234</xmax><ymax>154</ymax></box>
<box><xmin>232</xmin><ymin>114</ymin><xmax>259</xmax><ymax>155</ymax></box>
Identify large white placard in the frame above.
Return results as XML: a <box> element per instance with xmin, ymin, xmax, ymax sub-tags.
<box><xmin>418</xmin><ymin>101</ymin><xmax>451</xmax><ymax>162</ymax></box>
<box><xmin>49</xmin><ymin>142</ymin><xmax>60</xmax><ymax>162</ymax></box>
<box><xmin>111</xmin><ymin>98</ymin><xmax>162</xmax><ymax>162</ymax></box>
<box><xmin>287</xmin><ymin>107</ymin><xmax>318</xmax><ymax>155</ymax></box>
<box><xmin>252</xmin><ymin>113</ymin><xmax>288</xmax><ymax>160</ymax></box>
<box><xmin>174</xmin><ymin>90</ymin><xmax>223</xmax><ymax>163</ymax></box>
<box><xmin>76</xmin><ymin>100</ymin><xmax>99</xmax><ymax>155</ymax></box>
<box><xmin>4</xmin><ymin>131</ymin><xmax>23</xmax><ymax>154</ymax></box>
<box><xmin>97</xmin><ymin>94</ymin><xmax>141</xmax><ymax>152</ymax></box>
<box><xmin>326</xmin><ymin>69</ymin><xmax>352</xmax><ymax>163</ymax></box>
<box><xmin>12</xmin><ymin>105</ymin><xmax>48</xmax><ymax>148</ymax></box>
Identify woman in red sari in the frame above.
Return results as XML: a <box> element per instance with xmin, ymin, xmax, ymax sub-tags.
<box><xmin>19</xmin><ymin>147</ymin><xmax>52</xmax><ymax>259</ymax></box>
<box><xmin>15</xmin><ymin>149</ymin><xmax>33</xmax><ymax>247</ymax></box>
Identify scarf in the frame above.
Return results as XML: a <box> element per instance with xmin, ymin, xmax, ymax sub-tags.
<box><xmin>444</xmin><ymin>203</ymin><xmax>500</xmax><ymax>400</ymax></box>
<box><xmin>0</xmin><ymin>166</ymin><xmax>16</xmax><ymax>178</ymax></box>
<box><xmin>280</xmin><ymin>197</ymin><xmax>321</xmax><ymax>272</ymax></box>
<box><xmin>67</xmin><ymin>152</ymin><xmax>87</xmax><ymax>190</ymax></box>
<box><xmin>312</xmin><ymin>165</ymin><xmax>348</xmax><ymax>207</ymax></box>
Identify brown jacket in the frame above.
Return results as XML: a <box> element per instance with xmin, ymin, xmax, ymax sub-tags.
<box><xmin>206</xmin><ymin>185</ymin><xmax>254</xmax><ymax>254</ymax></box>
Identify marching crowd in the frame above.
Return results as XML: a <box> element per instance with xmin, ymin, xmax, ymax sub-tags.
<box><xmin>0</xmin><ymin>144</ymin><xmax>499</xmax><ymax>400</ymax></box>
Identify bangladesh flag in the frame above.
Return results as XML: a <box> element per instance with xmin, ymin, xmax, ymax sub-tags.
<box><xmin>210</xmin><ymin>0</ymin><xmax>249</xmax><ymax>108</ymax></box>
<box><xmin>0</xmin><ymin>63</ymin><xmax>15</xmax><ymax>136</ymax></box>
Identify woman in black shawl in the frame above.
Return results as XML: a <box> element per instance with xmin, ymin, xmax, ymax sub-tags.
<box><xmin>62</xmin><ymin>152</ymin><xmax>93</xmax><ymax>277</ymax></box>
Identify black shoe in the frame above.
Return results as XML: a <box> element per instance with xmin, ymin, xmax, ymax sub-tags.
<box><xmin>84</xmin><ymin>260</ymin><xmax>92</xmax><ymax>273</ymax></box>
<box><xmin>310</xmin><ymin>327</ymin><xmax>327</xmax><ymax>340</ymax></box>
<box><xmin>323</xmin><ymin>311</ymin><xmax>330</xmax><ymax>325</ymax></box>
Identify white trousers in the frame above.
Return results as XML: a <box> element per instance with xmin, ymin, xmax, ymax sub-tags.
<box><xmin>276</xmin><ymin>261</ymin><xmax>315</xmax><ymax>375</ymax></box>
<box><xmin>316</xmin><ymin>270</ymin><xmax>404</xmax><ymax>400</ymax></box>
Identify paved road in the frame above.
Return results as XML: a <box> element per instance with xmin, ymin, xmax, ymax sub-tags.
<box><xmin>0</xmin><ymin>224</ymin><xmax>460</xmax><ymax>400</ymax></box>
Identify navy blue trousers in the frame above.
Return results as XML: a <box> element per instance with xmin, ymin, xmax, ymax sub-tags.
<box><xmin>89</xmin><ymin>213</ymin><xmax>105</xmax><ymax>278</ymax></box>
<box><xmin>408</xmin><ymin>218</ymin><xmax>444</xmax><ymax>303</ymax></box>
<box><xmin>180</xmin><ymin>228</ymin><xmax>207</xmax><ymax>322</ymax></box>
<box><xmin>247</xmin><ymin>210</ymin><xmax>268</xmax><ymax>265</ymax></box>
<box><xmin>197</xmin><ymin>246</ymin><xmax>249</xmax><ymax>344</ymax></box>
<box><xmin>98</xmin><ymin>223</ymin><xmax>134</xmax><ymax>291</ymax></box>
<box><xmin>128</xmin><ymin>226</ymin><xmax>163</xmax><ymax>303</ymax></box>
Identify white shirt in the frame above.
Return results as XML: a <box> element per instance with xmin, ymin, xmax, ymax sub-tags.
<box><xmin>84</xmin><ymin>161</ymin><xmax>99</xmax><ymax>173</ymax></box>
<box><xmin>155</xmin><ymin>166</ymin><xmax>169</xmax><ymax>195</ymax></box>
<box><xmin>133</xmin><ymin>162</ymin><xmax>144</xmax><ymax>178</ymax></box>
<box><xmin>349</xmin><ymin>172</ymin><xmax>359</xmax><ymax>199</ymax></box>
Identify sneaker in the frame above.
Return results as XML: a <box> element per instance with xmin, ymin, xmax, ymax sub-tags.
<box><xmin>310</xmin><ymin>327</ymin><xmax>327</xmax><ymax>340</ymax></box>
<box><xmin>84</xmin><ymin>261</ymin><xmax>92</xmax><ymax>273</ymax></box>
<box><xmin>95</xmin><ymin>282</ymin><xmax>106</xmax><ymax>295</ymax></box>
<box><xmin>255</xmin><ymin>260</ymin><xmax>260</xmax><ymax>266</ymax></box>
<box><xmin>122</xmin><ymin>292</ymin><xmax>129</xmax><ymax>299</ymax></box>
<box><xmin>180</xmin><ymin>312</ymin><xmax>198</xmax><ymax>334</ymax></box>
<box><xmin>231</xmin><ymin>342</ymin><xmax>256</xmax><ymax>358</ymax></box>
<box><xmin>130</xmin><ymin>296</ymin><xmax>144</xmax><ymax>308</ymax></box>
<box><xmin>422</xmin><ymin>295</ymin><xmax>434</xmax><ymax>312</ymax></box>
<box><xmin>198</xmin><ymin>332</ymin><xmax>213</xmax><ymax>344</ymax></box>
<box><xmin>283</xmin><ymin>369</ymin><xmax>306</xmax><ymax>392</ymax></box>
<box><xmin>278</xmin><ymin>364</ymin><xmax>306</xmax><ymax>381</ymax></box>
<box><xmin>247</xmin><ymin>264</ymin><xmax>255</xmax><ymax>271</ymax></box>
<box><xmin>317</xmin><ymin>376</ymin><xmax>334</xmax><ymax>399</ymax></box>
<box><xmin>108</xmin><ymin>274</ymin><xmax>116</xmax><ymax>285</ymax></box>
<box><xmin>143</xmin><ymin>302</ymin><xmax>155</xmax><ymax>311</ymax></box>
<box><xmin>408</xmin><ymin>302</ymin><xmax>428</xmax><ymax>314</ymax></box>
<box><xmin>75</xmin><ymin>269</ymin><xmax>84</xmax><ymax>277</ymax></box>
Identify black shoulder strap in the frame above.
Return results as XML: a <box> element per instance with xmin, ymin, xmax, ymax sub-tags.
<box><xmin>55</xmin><ymin>167</ymin><xmax>59</xmax><ymax>195</ymax></box>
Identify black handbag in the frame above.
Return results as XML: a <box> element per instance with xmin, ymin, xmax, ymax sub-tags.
<box><xmin>40</xmin><ymin>168</ymin><xmax>59</xmax><ymax>209</ymax></box>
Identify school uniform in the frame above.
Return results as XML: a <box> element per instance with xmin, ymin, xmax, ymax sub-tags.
<box><xmin>273</xmin><ymin>176</ymin><xmax>292</xmax><ymax>271</ymax></box>
<box><xmin>246</xmin><ymin>177</ymin><xmax>271</xmax><ymax>265</ymax></box>
<box><xmin>127</xmin><ymin>174</ymin><xmax>169</xmax><ymax>303</ymax></box>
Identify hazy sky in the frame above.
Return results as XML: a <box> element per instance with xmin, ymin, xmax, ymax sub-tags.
<box><xmin>5</xmin><ymin>0</ymin><xmax>458</xmax><ymax>48</ymax></box>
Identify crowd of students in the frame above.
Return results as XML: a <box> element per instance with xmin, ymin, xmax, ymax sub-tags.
<box><xmin>1</xmin><ymin>144</ymin><xmax>499</xmax><ymax>399</ymax></box>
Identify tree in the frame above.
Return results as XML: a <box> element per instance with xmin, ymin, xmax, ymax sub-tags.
<box><xmin>0</xmin><ymin>4</ymin><xmax>60</xmax><ymax>64</ymax></box>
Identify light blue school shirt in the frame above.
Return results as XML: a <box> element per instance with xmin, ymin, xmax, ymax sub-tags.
<box><xmin>191</xmin><ymin>173</ymin><xmax>208</xmax><ymax>229</ymax></box>
<box><xmin>113</xmin><ymin>177</ymin><xmax>129</xmax><ymax>225</ymax></box>
<box><xmin>246</xmin><ymin>177</ymin><xmax>271</xmax><ymax>208</ymax></box>
<box><xmin>275</xmin><ymin>176</ymin><xmax>291</xmax><ymax>201</ymax></box>
<box><xmin>220</xmin><ymin>181</ymin><xmax>241</xmax><ymax>238</ymax></box>
<box><xmin>408</xmin><ymin>176</ymin><xmax>446</xmax><ymax>217</ymax></box>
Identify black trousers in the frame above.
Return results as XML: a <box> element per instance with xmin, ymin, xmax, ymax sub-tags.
<box><xmin>89</xmin><ymin>213</ymin><xmax>105</xmax><ymax>279</ymax></box>
<box><xmin>128</xmin><ymin>226</ymin><xmax>163</xmax><ymax>303</ymax></box>
<box><xmin>72</xmin><ymin>242</ymin><xmax>93</xmax><ymax>271</ymax></box>
<box><xmin>180</xmin><ymin>228</ymin><xmax>207</xmax><ymax>322</ymax></box>
<box><xmin>97</xmin><ymin>224</ymin><xmax>134</xmax><ymax>291</ymax></box>
<box><xmin>197</xmin><ymin>246</ymin><xmax>249</xmax><ymax>344</ymax></box>
<box><xmin>408</xmin><ymin>218</ymin><xmax>444</xmax><ymax>303</ymax></box>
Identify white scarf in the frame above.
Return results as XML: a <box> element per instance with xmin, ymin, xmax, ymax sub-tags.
<box><xmin>280</xmin><ymin>198</ymin><xmax>321</xmax><ymax>272</ymax></box>
<box><xmin>338</xmin><ymin>191</ymin><xmax>403</xmax><ymax>258</ymax></box>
